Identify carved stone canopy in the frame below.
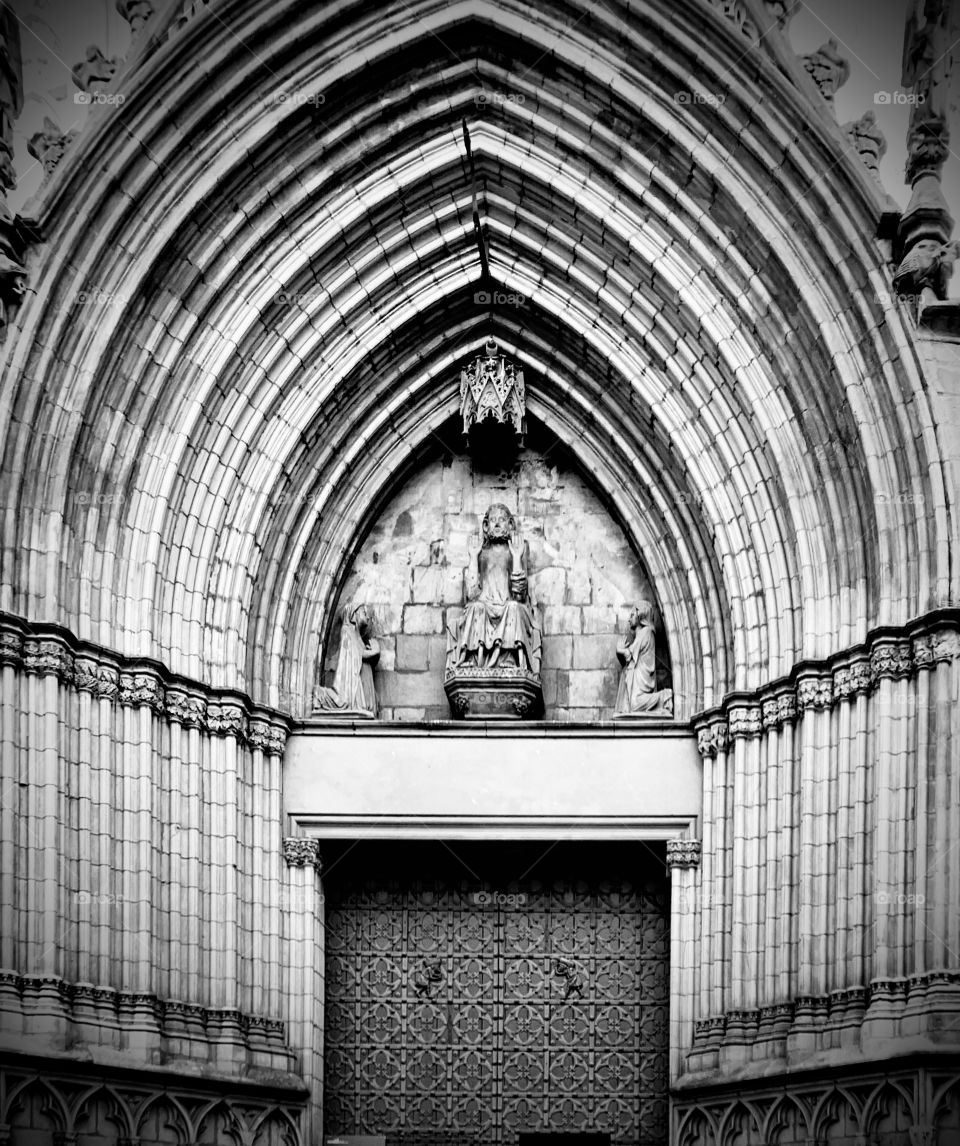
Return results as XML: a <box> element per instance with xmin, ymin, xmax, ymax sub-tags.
<box><xmin>459</xmin><ymin>338</ymin><xmax>526</xmax><ymax>445</ymax></box>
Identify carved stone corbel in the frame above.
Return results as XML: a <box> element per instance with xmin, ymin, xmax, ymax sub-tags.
<box><xmin>71</xmin><ymin>46</ymin><xmax>121</xmax><ymax>94</ymax></box>
<box><xmin>802</xmin><ymin>39</ymin><xmax>850</xmax><ymax>107</ymax></box>
<box><xmin>116</xmin><ymin>0</ymin><xmax>155</xmax><ymax>34</ymax></box>
<box><xmin>28</xmin><ymin>117</ymin><xmax>76</xmax><ymax>178</ymax></box>
<box><xmin>843</xmin><ymin>111</ymin><xmax>887</xmax><ymax>178</ymax></box>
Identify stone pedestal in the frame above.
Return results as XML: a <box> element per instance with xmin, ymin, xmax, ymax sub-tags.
<box><xmin>443</xmin><ymin>667</ymin><xmax>543</xmax><ymax>718</ymax></box>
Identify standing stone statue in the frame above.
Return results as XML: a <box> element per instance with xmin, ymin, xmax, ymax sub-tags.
<box><xmin>446</xmin><ymin>503</ymin><xmax>541</xmax><ymax>674</ymax></box>
<box><xmin>314</xmin><ymin>604</ymin><xmax>379</xmax><ymax>717</ymax></box>
<box><xmin>614</xmin><ymin>601</ymin><xmax>673</xmax><ymax>718</ymax></box>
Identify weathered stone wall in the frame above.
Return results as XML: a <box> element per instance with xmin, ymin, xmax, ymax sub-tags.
<box><xmin>324</xmin><ymin>423</ymin><xmax>670</xmax><ymax>721</ymax></box>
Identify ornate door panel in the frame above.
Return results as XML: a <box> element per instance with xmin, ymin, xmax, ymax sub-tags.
<box><xmin>323</xmin><ymin>843</ymin><xmax>668</xmax><ymax>1146</ymax></box>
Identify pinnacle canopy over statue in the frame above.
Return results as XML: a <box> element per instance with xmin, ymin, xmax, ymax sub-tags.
<box><xmin>459</xmin><ymin>339</ymin><xmax>526</xmax><ymax>445</ymax></box>
<box><xmin>445</xmin><ymin>502</ymin><xmax>542</xmax><ymax>718</ymax></box>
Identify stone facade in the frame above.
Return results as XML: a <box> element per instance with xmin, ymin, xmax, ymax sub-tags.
<box><xmin>1</xmin><ymin>0</ymin><xmax>960</xmax><ymax>1143</ymax></box>
<box><xmin>325</xmin><ymin>426</ymin><xmax>668</xmax><ymax>722</ymax></box>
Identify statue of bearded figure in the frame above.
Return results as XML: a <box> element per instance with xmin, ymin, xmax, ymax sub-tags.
<box><xmin>447</xmin><ymin>503</ymin><xmax>542</xmax><ymax>675</ymax></box>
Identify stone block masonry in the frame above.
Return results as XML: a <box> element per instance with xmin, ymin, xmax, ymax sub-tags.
<box><xmin>325</xmin><ymin>427</ymin><xmax>670</xmax><ymax>721</ymax></box>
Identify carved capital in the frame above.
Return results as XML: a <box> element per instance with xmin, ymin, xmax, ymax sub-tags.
<box><xmin>248</xmin><ymin>719</ymin><xmax>287</xmax><ymax>756</ymax></box>
<box><xmin>870</xmin><ymin>638</ymin><xmax>913</xmax><ymax>681</ymax></box>
<box><xmin>165</xmin><ymin>688</ymin><xmax>206</xmax><ymax>728</ymax></box>
<box><xmin>0</xmin><ymin>628</ymin><xmax>24</xmax><ymax>668</ymax></box>
<box><xmin>118</xmin><ymin>671</ymin><xmax>165</xmax><ymax>712</ymax></box>
<box><xmin>206</xmin><ymin>702</ymin><xmax>248</xmax><ymax>738</ymax></box>
<box><xmin>23</xmin><ymin>639</ymin><xmax>74</xmax><ymax>682</ymax></box>
<box><xmin>696</xmin><ymin>719</ymin><xmax>728</xmax><ymax>758</ymax></box>
<box><xmin>913</xmin><ymin>629</ymin><xmax>960</xmax><ymax>667</ymax></box>
<box><xmin>728</xmin><ymin>704</ymin><xmax>762</xmax><ymax>739</ymax></box>
<box><xmin>283</xmin><ymin>837</ymin><xmax>322</xmax><ymax>872</ymax></box>
<box><xmin>666</xmin><ymin>839</ymin><xmax>701</xmax><ymax>869</ymax></box>
<box><xmin>74</xmin><ymin>658</ymin><xmax>120</xmax><ymax>699</ymax></box>
<box><xmin>833</xmin><ymin>658</ymin><xmax>874</xmax><ymax>699</ymax></box>
<box><xmin>797</xmin><ymin>675</ymin><xmax>833</xmax><ymax>711</ymax></box>
<box><xmin>760</xmin><ymin>691</ymin><xmax>797</xmax><ymax>729</ymax></box>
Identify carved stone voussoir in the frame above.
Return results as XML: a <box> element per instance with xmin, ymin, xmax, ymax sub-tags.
<box><xmin>282</xmin><ymin>837</ymin><xmax>322</xmax><ymax>872</ymax></box>
<box><xmin>666</xmin><ymin>839</ymin><xmax>702</xmax><ymax>868</ymax></box>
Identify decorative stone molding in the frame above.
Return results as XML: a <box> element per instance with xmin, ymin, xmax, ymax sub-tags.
<box><xmin>674</xmin><ymin>1060</ymin><xmax>960</xmax><ymax>1146</ymax></box>
<box><xmin>692</xmin><ymin>612</ymin><xmax>960</xmax><ymax>755</ymax></box>
<box><xmin>0</xmin><ymin>1058</ymin><xmax>305</xmax><ymax>1146</ymax></box>
<box><xmin>666</xmin><ymin>839</ymin><xmax>702</xmax><ymax>869</ymax></box>
<box><xmin>0</xmin><ymin>612</ymin><xmax>289</xmax><ymax>755</ymax></box>
<box><xmin>282</xmin><ymin>837</ymin><xmax>322</xmax><ymax>872</ymax></box>
<box><xmin>688</xmin><ymin>970</ymin><xmax>960</xmax><ymax>1059</ymax></box>
<box><xmin>1</xmin><ymin>972</ymin><xmax>293</xmax><ymax>1061</ymax></box>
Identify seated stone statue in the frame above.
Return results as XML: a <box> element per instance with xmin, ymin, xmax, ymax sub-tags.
<box><xmin>446</xmin><ymin>503</ymin><xmax>542</xmax><ymax>675</ymax></box>
<box><xmin>314</xmin><ymin>604</ymin><xmax>380</xmax><ymax>717</ymax></box>
<box><xmin>614</xmin><ymin>601</ymin><xmax>673</xmax><ymax>717</ymax></box>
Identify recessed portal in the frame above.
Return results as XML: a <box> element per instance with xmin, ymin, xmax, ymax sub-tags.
<box><xmin>322</xmin><ymin>840</ymin><xmax>669</xmax><ymax>1146</ymax></box>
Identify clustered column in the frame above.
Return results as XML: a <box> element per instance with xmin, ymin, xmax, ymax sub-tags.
<box><xmin>667</xmin><ymin>837</ymin><xmax>701</xmax><ymax>1082</ymax></box>
<box><xmin>282</xmin><ymin>837</ymin><xmax>325</xmax><ymax>1141</ymax></box>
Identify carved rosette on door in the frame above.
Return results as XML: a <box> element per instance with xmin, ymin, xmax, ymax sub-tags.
<box><xmin>322</xmin><ymin>848</ymin><xmax>669</xmax><ymax>1146</ymax></box>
